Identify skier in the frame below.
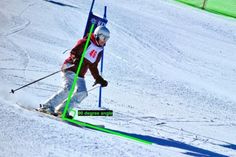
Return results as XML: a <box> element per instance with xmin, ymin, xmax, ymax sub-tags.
<box><xmin>38</xmin><ymin>26</ymin><xmax>110</xmax><ymax>117</ymax></box>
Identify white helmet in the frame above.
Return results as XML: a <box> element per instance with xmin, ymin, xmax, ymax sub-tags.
<box><xmin>94</xmin><ymin>26</ymin><xmax>110</xmax><ymax>42</ymax></box>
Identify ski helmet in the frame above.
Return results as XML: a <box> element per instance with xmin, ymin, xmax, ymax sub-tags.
<box><xmin>94</xmin><ymin>26</ymin><xmax>110</xmax><ymax>42</ymax></box>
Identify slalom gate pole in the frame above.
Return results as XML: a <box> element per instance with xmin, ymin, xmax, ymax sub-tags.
<box><xmin>98</xmin><ymin>52</ymin><xmax>104</xmax><ymax>108</ymax></box>
<box><xmin>98</xmin><ymin>6</ymin><xmax>107</xmax><ymax>108</ymax></box>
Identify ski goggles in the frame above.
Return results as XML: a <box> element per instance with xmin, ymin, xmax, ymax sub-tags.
<box><xmin>98</xmin><ymin>34</ymin><xmax>110</xmax><ymax>42</ymax></box>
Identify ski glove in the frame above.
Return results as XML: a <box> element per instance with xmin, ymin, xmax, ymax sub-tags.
<box><xmin>61</xmin><ymin>63</ymin><xmax>75</xmax><ymax>72</ymax></box>
<box><xmin>94</xmin><ymin>76</ymin><xmax>108</xmax><ymax>87</ymax></box>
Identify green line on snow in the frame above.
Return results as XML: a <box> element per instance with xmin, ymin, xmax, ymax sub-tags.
<box><xmin>62</xmin><ymin>23</ymin><xmax>95</xmax><ymax>119</ymax></box>
<box><xmin>64</xmin><ymin>117</ymin><xmax>153</xmax><ymax>145</ymax></box>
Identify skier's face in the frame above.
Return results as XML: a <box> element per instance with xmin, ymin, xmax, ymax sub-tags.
<box><xmin>98</xmin><ymin>35</ymin><xmax>109</xmax><ymax>46</ymax></box>
<box><xmin>98</xmin><ymin>39</ymin><xmax>106</xmax><ymax>46</ymax></box>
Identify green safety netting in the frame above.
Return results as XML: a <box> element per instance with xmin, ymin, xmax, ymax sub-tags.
<box><xmin>176</xmin><ymin>0</ymin><xmax>236</xmax><ymax>18</ymax></box>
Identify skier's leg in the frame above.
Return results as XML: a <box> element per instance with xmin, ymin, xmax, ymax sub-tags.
<box><xmin>41</xmin><ymin>71</ymin><xmax>74</xmax><ymax>113</ymax></box>
<box><xmin>55</xmin><ymin>74</ymin><xmax>84</xmax><ymax>113</ymax></box>
<box><xmin>56</xmin><ymin>77</ymin><xmax>88</xmax><ymax>113</ymax></box>
<box><xmin>70</xmin><ymin>77</ymin><xmax>88</xmax><ymax>109</ymax></box>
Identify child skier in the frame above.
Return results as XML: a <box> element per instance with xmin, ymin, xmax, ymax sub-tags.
<box><xmin>39</xmin><ymin>26</ymin><xmax>110</xmax><ymax>117</ymax></box>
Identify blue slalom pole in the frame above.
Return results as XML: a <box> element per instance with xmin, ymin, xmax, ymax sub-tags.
<box><xmin>98</xmin><ymin>6</ymin><xmax>107</xmax><ymax>108</ymax></box>
<box><xmin>98</xmin><ymin>51</ymin><xmax>104</xmax><ymax>108</ymax></box>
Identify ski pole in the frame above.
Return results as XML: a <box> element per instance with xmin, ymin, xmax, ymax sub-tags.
<box><xmin>62</xmin><ymin>49</ymin><xmax>71</xmax><ymax>54</ymax></box>
<box><xmin>87</xmin><ymin>85</ymin><xmax>100</xmax><ymax>92</ymax></box>
<box><xmin>10</xmin><ymin>64</ymin><xmax>74</xmax><ymax>94</ymax></box>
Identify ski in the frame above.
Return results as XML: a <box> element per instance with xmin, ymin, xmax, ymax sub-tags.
<box><xmin>35</xmin><ymin>108</ymin><xmax>106</xmax><ymax>128</ymax></box>
<box><xmin>17</xmin><ymin>103</ymin><xmax>105</xmax><ymax>128</ymax></box>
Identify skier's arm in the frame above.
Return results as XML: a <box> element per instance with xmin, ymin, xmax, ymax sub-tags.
<box><xmin>89</xmin><ymin>54</ymin><xmax>108</xmax><ymax>87</ymax></box>
<box><xmin>70</xmin><ymin>38</ymin><xmax>87</xmax><ymax>59</ymax></box>
<box><xmin>89</xmin><ymin>60</ymin><xmax>100</xmax><ymax>80</ymax></box>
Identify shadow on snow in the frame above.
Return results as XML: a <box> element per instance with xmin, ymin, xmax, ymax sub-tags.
<box><xmin>109</xmin><ymin>129</ymin><xmax>229</xmax><ymax>157</ymax></box>
<box><xmin>44</xmin><ymin>0</ymin><xmax>79</xmax><ymax>9</ymax></box>
<box><xmin>220</xmin><ymin>144</ymin><xmax>236</xmax><ymax>151</ymax></box>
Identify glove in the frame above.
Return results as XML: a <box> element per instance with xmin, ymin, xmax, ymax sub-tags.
<box><xmin>61</xmin><ymin>63</ymin><xmax>74</xmax><ymax>72</ymax></box>
<box><xmin>70</xmin><ymin>54</ymin><xmax>77</xmax><ymax>63</ymax></box>
<box><xmin>94</xmin><ymin>76</ymin><xmax>108</xmax><ymax>87</ymax></box>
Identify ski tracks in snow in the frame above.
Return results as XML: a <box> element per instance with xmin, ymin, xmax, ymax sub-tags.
<box><xmin>0</xmin><ymin>2</ymin><xmax>38</xmax><ymax>84</ymax></box>
<box><xmin>1</xmin><ymin>2</ymin><xmax>36</xmax><ymax>37</ymax></box>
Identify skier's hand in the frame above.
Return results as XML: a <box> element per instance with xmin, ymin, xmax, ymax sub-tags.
<box><xmin>94</xmin><ymin>76</ymin><xmax>108</xmax><ymax>87</ymax></box>
<box><xmin>61</xmin><ymin>63</ymin><xmax>74</xmax><ymax>72</ymax></box>
<box><xmin>61</xmin><ymin>64</ymin><xmax>67</xmax><ymax>72</ymax></box>
<box><xmin>70</xmin><ymin>54</ymin><xmax>77</xmax><ymax>63</ymax></box>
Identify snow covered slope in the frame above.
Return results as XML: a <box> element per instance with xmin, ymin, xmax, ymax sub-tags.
<box><xmin>0</xmin><ymin>0</ymin><xmax>236</xmax><ymax>156</ymax></box>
